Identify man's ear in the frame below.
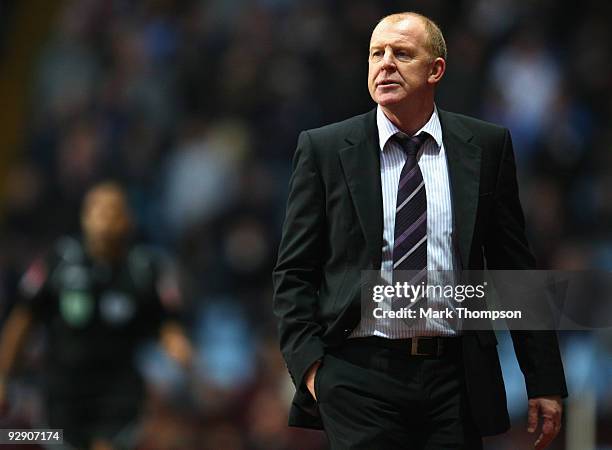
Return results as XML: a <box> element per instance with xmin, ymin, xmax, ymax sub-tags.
<box><xmin>428</xmin><ymin>57</ymin><xmax>446</xmax><ymax>84</ymax></box>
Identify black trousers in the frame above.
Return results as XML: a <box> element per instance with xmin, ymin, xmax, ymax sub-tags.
<box><xmin>315</xmin><ymin>337</ymin><xmax>483</xmax><ymax>450</ymax></box>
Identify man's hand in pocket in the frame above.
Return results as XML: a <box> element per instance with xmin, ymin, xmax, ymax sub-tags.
<box><xmin>305</xmin><ymin>360</ymin><xmax>322</xmax><ymax>401</ymax></box>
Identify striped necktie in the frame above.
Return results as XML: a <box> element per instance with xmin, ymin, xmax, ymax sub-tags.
<box><xmin>392</xmin><ymin>132</ymin><xmax>429</xmax><ymax>282</ymax></box>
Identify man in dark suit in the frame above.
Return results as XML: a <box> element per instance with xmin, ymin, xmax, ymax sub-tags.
<box><xmin>273</xmin><ymin>11</ymin><xmax>567</xmax><ymax>450</ymax></box>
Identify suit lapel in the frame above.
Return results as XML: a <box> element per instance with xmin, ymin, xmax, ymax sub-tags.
<box><xmin>336</xmin><ymin>108</ymin><xmax>482</xmax><ymax>269</ymax></box>
<box><xmin>439</xmin><ymin>110</ymin><xmax>482</xmax><ymax>267</ymax></box>
<box><xmin>338</xmin><ymin>109</ymin><xmax>384</xmax><ymax>268</ymax></box>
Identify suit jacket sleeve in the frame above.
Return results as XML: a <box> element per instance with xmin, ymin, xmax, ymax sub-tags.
<box><xmin>273</xmin><ymin>130</ymin><xmax>326</xmax><ymax>391</ymax></box>
<box><xmin>484</xmin><ymin>128</ymin><xmax>568</xmax><ymax>399</ymax></box>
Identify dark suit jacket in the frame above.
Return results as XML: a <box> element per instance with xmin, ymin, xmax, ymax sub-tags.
<box><xmin>272</xmin><ymin>108</ymin><xmax>567</xmax><ymax>436</ymax></box>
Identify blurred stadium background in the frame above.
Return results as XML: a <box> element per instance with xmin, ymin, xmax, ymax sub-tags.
<box><xmin>0</xmin><ymin>0</ymin><xmax>611</xmax><ymax>449</ymax></box>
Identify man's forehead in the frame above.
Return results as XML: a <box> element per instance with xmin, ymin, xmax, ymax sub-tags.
<box><xmin>370</xmin><ymin>16</ymin><xmax>426</xmax><ymax>46</ymax></box>
<box><xmin>369</xmin><ymin>34</ymin><xmax>418</xmax><ymax>49</ymax></box>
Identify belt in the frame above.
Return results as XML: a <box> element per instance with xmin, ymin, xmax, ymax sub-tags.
<box><xmin>343</xmin><ymin>335</ymin><xmax>461</xmax><ymax>358</ymax></box>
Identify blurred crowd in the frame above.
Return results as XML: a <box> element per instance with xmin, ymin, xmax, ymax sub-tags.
<box><xmin>0</xmin><ymin>0</ymin><xmax>611</xmax><ymax>449</ymax></box>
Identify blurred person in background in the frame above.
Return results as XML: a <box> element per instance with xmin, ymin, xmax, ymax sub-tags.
<box><xmin>273</xmin><ymin>11</ymin><xmax>567</xmax><ymax>450</ymax></box>
<box><xmin>0</xmin><ymin>181</ymin><xmax>193</xmax><ymax>450</ymax></box>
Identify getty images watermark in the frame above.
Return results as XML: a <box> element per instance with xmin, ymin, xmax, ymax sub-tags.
<box><xmin>360</xmin><ymin>270</ymin><xmax>612</xmax><ymax>331</ymax></box>
<box><xmin>370</xmin><ymin>278</ymin><xmax>522</xmax><ymax>321</ymax></box>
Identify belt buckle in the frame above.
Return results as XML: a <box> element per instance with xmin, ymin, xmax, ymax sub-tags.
<box><xmin>411</xmin><ymin>337</ymin><xmax>430</xmax><ymax>356</ymax></box>
<box><xmin>410</xmin><ymin>337</ymin><xmax>443</xmax><ymax>356</ymax></box>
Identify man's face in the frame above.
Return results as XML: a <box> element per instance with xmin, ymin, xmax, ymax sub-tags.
<box><xmin>368</xmin><ymin>17</ymin><xmax>435</xmax><ymax>108</ymax></box>
<box><xmin>82</xmin><ymin>188</ymin><xmax>132</xmax><ymax>246</ymax></box>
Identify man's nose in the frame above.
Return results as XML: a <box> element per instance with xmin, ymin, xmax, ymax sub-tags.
<box><xmin>381</xmin><ymin>49</ymin><xmax>396</xmax><ymax>70</ymax></box>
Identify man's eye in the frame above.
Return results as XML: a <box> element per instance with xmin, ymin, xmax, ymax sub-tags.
<box><xmin>395</xmin><ymin>51</ymin><xmax>411</xmax><ymax>60</ymax></box>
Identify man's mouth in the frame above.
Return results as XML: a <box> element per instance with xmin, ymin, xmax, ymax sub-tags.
<box><xmin>377</xmin><ymin>80</ymin><xmax>400</xmax><ymax>87</ymax></box>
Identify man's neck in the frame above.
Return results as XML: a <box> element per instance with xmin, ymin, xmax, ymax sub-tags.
<box><xmin>380</xmin><ymin>100</ymin><xmax>434</xmax><ymax>136</ymax></box>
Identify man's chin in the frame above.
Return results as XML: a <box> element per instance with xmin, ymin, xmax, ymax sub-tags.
<box><xmin>375</xmin><ymin>95</ymin><xmax>404</xmax><ymax>108</ymax></box>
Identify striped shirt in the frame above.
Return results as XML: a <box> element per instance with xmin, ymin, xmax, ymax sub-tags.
<box><xmin>350</xmin><ymin>105</ymin><xmax>460</xmax><ymax>339</ymax></box>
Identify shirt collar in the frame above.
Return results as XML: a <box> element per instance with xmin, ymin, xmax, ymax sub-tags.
<box><xmin>376</xmin><ymin>104</ymin><xmax>443</xmax><ymax>152</ymax></box>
